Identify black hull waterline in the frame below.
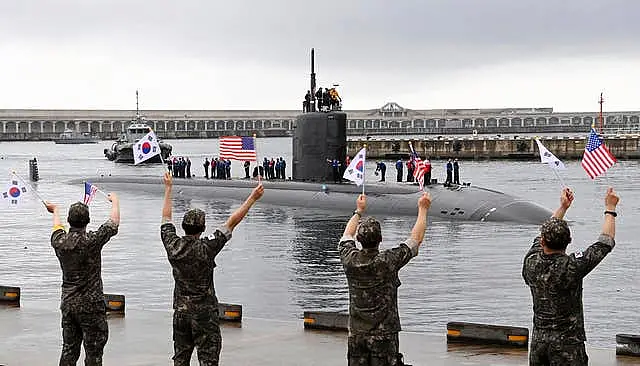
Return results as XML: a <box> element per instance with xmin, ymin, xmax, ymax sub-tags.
<box><xmin>72</xmin><ymin>176</ymin><xmax>552</xmax><ymax>224</ymax></box>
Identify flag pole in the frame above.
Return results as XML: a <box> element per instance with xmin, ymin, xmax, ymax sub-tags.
<box><xmin>550</xmin><ymin>168</ymin><xmax>567</xmax><ymax>188</ymax></box>
<box><xmin>254</xmin><ymin>133</ymin><xmax>261</xmax><ymax>184</ymax></box>
<box><xmin>11</xmin><ymin>170</ymin><xmax>46</xmax><ymax>204</ymax></box>
<box><xmin>362</xmin><ymin>144</ymin><xmax>366</xmax><ymax>195</ymax></box>
<box><xmin>152</xmin><ymin>129</ymin><xmax>166</xmax><ymax>167</ymax></box>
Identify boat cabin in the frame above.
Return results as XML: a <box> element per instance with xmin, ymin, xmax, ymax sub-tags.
<box><xmin>120</xmin><ymin>122</ymin><xmax>152</xmax><ymax>143</ymax></box>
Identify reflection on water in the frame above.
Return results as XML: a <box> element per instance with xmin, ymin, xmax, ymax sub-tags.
<box><xmin>0</xmin><ymin>139</ymin><xmax>639</xmax><ymax>348</ymax></box>
<box><xmin>289</xmin><ymin>214</ymin><xmax>348</xmax><ymax>313</ymax></box>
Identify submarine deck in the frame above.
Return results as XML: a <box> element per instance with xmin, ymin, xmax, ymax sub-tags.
<box><xmin>1</xmin><ymin>308</ymin><xmax>637</xmax><ymax>365</ymax></box>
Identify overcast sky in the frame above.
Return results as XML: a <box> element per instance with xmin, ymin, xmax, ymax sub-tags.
<box><xmin>1</xmin><ymin>0</ymin><xmax>639</xmax><ymax>112</ymax></box>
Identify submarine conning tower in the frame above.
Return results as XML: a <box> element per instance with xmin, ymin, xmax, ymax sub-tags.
<box><xmin>292</xmin><ymin>111</ymin><xmax>347</xmax><ymax>182</ymax></box>
<box><xmin>292</xmin><ymin>48</ymin><xmax>348</xmax><ymax>182</ymax></box>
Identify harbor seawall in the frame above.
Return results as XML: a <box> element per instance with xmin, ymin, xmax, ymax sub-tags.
<box><xmin>348</xmin><ymin>135</ymin><xmax>640</xmax><ymax>160</ymax></box>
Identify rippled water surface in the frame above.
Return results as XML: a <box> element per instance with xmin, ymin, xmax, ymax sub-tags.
<box><xmin>0</xmin><ymin>138</ymin><xmax>638</xmax><ymax>347</ymax></box>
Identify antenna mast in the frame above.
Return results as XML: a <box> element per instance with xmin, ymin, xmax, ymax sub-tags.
<box><xmin>310</xmin><ymin>48</ymin><xmax>316</xmax><ymax>112</ymax></box>
<box><xmin>136</xmin><ymin>90</ymin><xmax>140</xmax><ymax>118</ymax></box>
<box><xmin>598</xmin><ymin>92</ymin><xmax>604</xmax><ymax>134</ymax></box>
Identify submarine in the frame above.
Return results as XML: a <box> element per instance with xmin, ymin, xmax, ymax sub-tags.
<box><xmin>77</xmin><ymin>49</ymin><xmax>552</xmax><ymax>225</ymax></box>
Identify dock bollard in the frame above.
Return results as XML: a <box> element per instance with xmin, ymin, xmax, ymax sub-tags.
<box><xmin>303</xmin><ymin>311</ymin><xmax>348</xmax><ymax>331</ymax></box>
<box><xmin>0</xmin><ymin>286</ymin><xmax>20</xmax><ymax>307</ymax></box>
<box><xmin>616</xmin><ymin>334</ymin><xmax>640</xmax><ymax>357</ymax></box>
<box><xmin>218</xmin><ymin>303</ymin><xmax>242</xmax><ymax>322</ymax></box>
<box><xmin>104</xmin><ymin>294</ymin><xmax>125</xmax><ymax>315</ymax></box>
<box><xmin>446</xmin><ymin>322</ymin><xmax>529</xmax><ymax>348</ymax></box>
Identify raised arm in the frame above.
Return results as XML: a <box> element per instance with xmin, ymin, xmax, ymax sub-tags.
<box><xmin>342</xmin><ymin>194</ymin><xmax>366</xmax><ymax>239</ymax></box>
<box><xmin>45</xmin><ymin>201</ymin><xmax>63</xmax><ymax>230</ymax></box>
<box><xmin>568</xmin><ymin>187</ymin><xmax>619</xmax><ymax>279</ymax></box>
<box><xmin>162</xmin><ymin>171</ymin><xmax>173</xmax><ymax>223</ymax></box>
<box><xmin>108</xmin><ymin>193</ymin><xmax>120</xmax><ymax>226</ymax></box>
<box><xmin>602</xmin><ymin>187</ymin><xmax>618</xmax><ymax>239</ymax></box>
<box><xmin>407</xmin><ymin>192</ymin><xmax>431</xmax><ymax>252</ymax></box>
<box><xmin>224</xmin><ymin>184</ymin><xmax>264</xmax><ymax>231</ymax></box>
<box><xmin>552</xmin><ymin>187</ymin><xmax>574</xmax><ymax>220</ymax></box>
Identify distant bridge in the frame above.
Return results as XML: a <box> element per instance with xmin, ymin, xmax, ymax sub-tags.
<box><xmin>1</xmin><ymin>102</ymin><xmax>639</xmax><ymax>140</ymax></box>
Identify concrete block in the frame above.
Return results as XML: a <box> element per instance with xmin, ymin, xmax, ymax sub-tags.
<box><xmin>104</xmin><ymin>294</ymin><xmax>125</xmax><ymax>315</ymax></box>
<box><xmin>0</xmin><ymin>286</ymin><xmax>20</xmax><ymax>307</ymax></box>
<box><xmin>446</xmin><ymin>321</ymin><xmax>528</xmax><ymax>348</ymax></box>
<box><xmin>616</xmin><ymin>334</ymin><xmax>640</xmax><ymax>357</ymax></box>
<box><xmin>303</xmin><ymin>311</ymin><xmax>348</xmax><ymax>331</ymax></box>
<box><xmin>218</xmin><ymin>303</ymin><xmax>242</xmax><ymax>322</ymax></box>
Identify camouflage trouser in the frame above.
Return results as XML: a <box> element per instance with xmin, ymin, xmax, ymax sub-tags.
<box><xmin>59</xmin><ymin>309</ymin><xmax>109</xmax><ymax>366</ymax></box>
<box><xmin>529</xmin><ymin>339</ymin><xmax>588</xmax><ymax>366</ymax></box>
<box><xmin>348</xmin><ymin>333</ymin><xmax>400</xmax><ymax>366</ymax></box>
<box><xmin>172</xmin><ymin>308</ymin><xmax>222</xmax><ymax>366</ymax></box>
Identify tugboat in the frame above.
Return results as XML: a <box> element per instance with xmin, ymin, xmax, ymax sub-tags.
<box><xmin>104</xmin><ymin>91</ymin><xmax>172</xmax><ymax>163</ymax></box>
<box><xmin>54</xmin><ymin>129</ymin><xmax>99</xmax><ymax>144</ymax></box>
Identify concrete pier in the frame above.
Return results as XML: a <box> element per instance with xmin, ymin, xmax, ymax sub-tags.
<box><xmin>0</xmin><ymin>308</ymin><xmax>638</xmax><ymax>365</ymax></box>
<box><xmin>2</xmin><ymin>103</ymin><xmax>640</xmax><ymax>141</ymax></box>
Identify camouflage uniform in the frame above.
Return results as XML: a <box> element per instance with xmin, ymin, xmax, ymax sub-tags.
<box><xmin>338</xmin><ymin>218</ymin><xmax>419</xmax><ymax>366</ymax></box>
<box><xmin>161</xmin><ymin>209</ymin><xmax>231</xmax><ymax>366</ymax></box>
<box><xmin>522</xmin><ymin>219</ymin><xmax>615</xmax><ymax>366</ymax></box>
<box><xmin>51</xmin><ymin>203</ymin><xmax>119</xmax><ymax>366</ymax></box>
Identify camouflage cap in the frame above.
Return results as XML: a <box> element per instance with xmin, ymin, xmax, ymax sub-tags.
<box><xmin>182</xmin><ymin>208</ymin><xmax>206</xmax><ymax>227</ymax></box>
<box><xmin>540</xmin><ymin>217</ymin><xmax>571</xmax><ymax>249</ymax></box>
<box><xmin>357</xmin><ymin>216</ymin><xmax>382</xmax><ymax>248</ymax></box>
<box><xmin>67</xmin><ymin>202</ymin><xmax>90</xmax><ymax>227</ymax></box>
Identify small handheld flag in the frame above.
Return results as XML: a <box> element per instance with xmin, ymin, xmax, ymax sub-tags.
<box><xmin>535</xmin><ymin>139</ymin><xmax>566</xmax><ymax>170</ymax></box>
<box><xmin>343</xmin><ymin>148</ymin><xmax>366</xmax><ymax>187</ymax></box>
<box><xmin>409</xmin><ymin>142</ymin><xmax>427</xmax><ymax>191</ymax></box>
<box><xmin>581</xmin><ymin>128</ymin><xmax>616</xmax><ymax>179</ymax></box>
<box><xmin>134</xmin><ymin>130</ymin><xmax>161</xmax><ymax>165</ymax></box>
<box><xmin>2</xmin><ymin>175</ymin><xmax>28</xmax><ymax>206</ymax></box>
<box><xmin>83</xmin><ymin>182</ymin><xmax>99</xmax><ymax>205</ymax></box>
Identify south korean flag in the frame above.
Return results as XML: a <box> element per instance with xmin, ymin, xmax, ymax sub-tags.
<box><xmin>134</xmin><ymin>130</ymin><xmax>161</xmax><ymax>165</ymax></box>
<box><xmin>2</xmin><ymin>176</ymin><xmax>28</xmax><ymax>207</ymax></box>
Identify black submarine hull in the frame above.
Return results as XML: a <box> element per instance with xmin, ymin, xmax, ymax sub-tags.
<box><xmin>74</xmin><ymin>176</ymin><xmax>552</xmax><ymax>225</ymax></box>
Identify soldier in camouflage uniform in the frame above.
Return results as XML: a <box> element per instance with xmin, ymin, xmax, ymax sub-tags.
<box><xmin>522</xmin><ymin>187</ymin><xmax>619</xmax><ymax>366</ymax></box>
<box><xmin>45</xmin><ymin>194</ymin><xmax>121</xmax><ymax>366</ymax></box>
<box><xmin>160</xmin><ymin>171</ymin><xmax>264</xmax><ymax>366</ymax></box>
<box><xmin>338</xmin><ymin>192</ymin><xmax>431</xmax><ymax>366</ymax></box>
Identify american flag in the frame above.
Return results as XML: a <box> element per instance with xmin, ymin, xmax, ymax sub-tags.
<box><xmin>581</xmin><ymin>128</ymin><xmax>616</xmax><ymax>179</ymax></box>
<box><xmin>83</xmin><ymin>181</ymin><xmax>98</xmax><ymax>205</ymax></box>
<box><xmin>219</xmin><ymin>136</ymin><xmax>257</xmax><ymax>161</ymax></box>
<box><xmin>410</xmin><ymin>148</ymin><xmax>427</xmax><ymax>190</ymax></box>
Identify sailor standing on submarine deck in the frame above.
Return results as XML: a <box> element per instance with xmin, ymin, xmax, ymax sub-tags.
<box><xmin>338</xmin><ymin>192</ymin><xmax>430</xmax><ymax>365</ymax></box>
<box><xmin>160</xmin><ymin>171</ymin><xmax>264</xmax><ymax>365</ymax></box>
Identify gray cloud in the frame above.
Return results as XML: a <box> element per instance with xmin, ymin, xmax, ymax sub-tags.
<box><xmin>3</xmin><ymin>0</ymin><xmax>640</xmax><ymax>70</ymax></box>
<box><xmin>1</xmin><ymin>0</ymin><xmax>639</xmax><ymax>110</ymax></box>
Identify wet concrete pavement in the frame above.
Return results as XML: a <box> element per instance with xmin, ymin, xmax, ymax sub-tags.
<box><xmin>0</xmin><ymin>308</ymin><xmax>638</xmax><ymax>365</ymax></box>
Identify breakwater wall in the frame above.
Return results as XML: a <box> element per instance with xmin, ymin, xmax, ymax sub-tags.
<box><xmin>348</xmin><ymin>135</ymin><xmax>640</xmax><ymax>160</ymax></box>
